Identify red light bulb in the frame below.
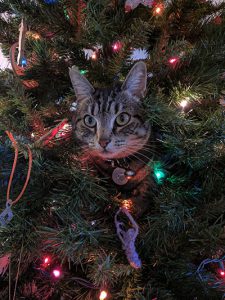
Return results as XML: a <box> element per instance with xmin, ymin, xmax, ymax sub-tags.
<box><xmin>52</xmin><ymin>269</ymin><xmax>61</xmax><ymax>278</ymax></box>
<box><xmin>220</xmin><ymin>270</ymin><xmax>225</xmax><ymax>276</ymax></box>
<box><xmin>168</xmin><ymin>57</ymin><xmax>180</xmax><ymax>68</ymax></box>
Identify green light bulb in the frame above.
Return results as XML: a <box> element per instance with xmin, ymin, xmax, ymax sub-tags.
<box><xmin>154</xmin><ymin>169</ymin><xmax>166</xmax><ymax>184</ymax></box>
<box><xmin>80</xmin><ymin>70</ymin><xmax>88</xmax><ymax>75</ymax></box>
<box><xmin>155</xmin><ymin>171</ymin><xmax>164</xmax><ymax>179</ymax></box>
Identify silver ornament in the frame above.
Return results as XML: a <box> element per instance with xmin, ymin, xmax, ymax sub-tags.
<box><xmin>112</xmin><ymin>167</ymin><xmax>128</xmax><ymax>185</ymax></box>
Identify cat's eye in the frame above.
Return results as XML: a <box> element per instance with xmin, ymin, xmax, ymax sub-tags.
<box><xmin>116</xmin><ymin>113</ymin><xmax>131</xmax><ymax>126</ymax></box>
<box><xmin>84</xmin><ymin>115</ymin><xmax>97</xmax><ymax>128</ymax></box>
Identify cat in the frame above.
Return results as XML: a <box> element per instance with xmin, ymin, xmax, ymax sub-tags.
<box><xmin>69</xmin><ymin>62</ymin><xmax>154</xmax><ymax>216</ymax></box>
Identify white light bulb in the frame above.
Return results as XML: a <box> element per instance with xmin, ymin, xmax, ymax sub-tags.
<box><xmin>180</xmin><ymin>100</ymin><xmax>188</xmax><ymax>108</ymax></box>
<box><xmin>99</xmin><ymin>290</ymin><xmax>108</xmax><ymax>300</ymax></box>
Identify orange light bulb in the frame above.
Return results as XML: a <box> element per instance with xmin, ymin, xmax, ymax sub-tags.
<box><xmin>91</xmin><ymin>52</ymin><xmax>97</xmax><ymax>60</ymax></box>
<box><xmin>121</xmin><ymin>199</ymin><xmax>133</xmax><ymax>211</ymax></box>
<box><xmin>153</xmin><ymin>3</ymin><xmax>164</xmax><ymax>16</ymax></box>
<box><xmin>155</xmin><ymin>7</ymin><xmax>161</xmax><ymax>14</ymax></box>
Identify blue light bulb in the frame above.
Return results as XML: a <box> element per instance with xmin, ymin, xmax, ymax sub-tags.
<box><xmin>21</xmin><ymin>58</ymin><xmax>27</xmax><ymax>67</ymax></box>
<box><xmin>44</xmin><ymin>0</ymin><xmax>58</xmax><ymax>4</ymax></box>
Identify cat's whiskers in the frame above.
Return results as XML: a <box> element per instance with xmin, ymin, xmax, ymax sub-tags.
<box><xmin>127</xmin><ymin>146</ymin><xmax>154</xmax><ymax>162</ymax></box>
<box><xmin>123</xmin><ymin>148</ymin><xmax>148</xmax><ymax>166</ymax></box>
<box><xmin>139</xmin><ymin>146</ymin><xmax>158</xmax><ymax>156</ymax></box>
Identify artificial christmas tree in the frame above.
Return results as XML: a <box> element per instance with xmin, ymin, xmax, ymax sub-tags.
<box><xmin>0</xmin><ymin>0</ymin><xmax>225</xmax><ymax>299</ymax></box>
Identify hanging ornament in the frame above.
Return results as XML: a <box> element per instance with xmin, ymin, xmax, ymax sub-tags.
<box><xmin>115</xmin><ymin>208</ymin><xmax>142</xmax><ymax>269</ymax></box>
<box><xmin>33</xmin><ymin>119</ymin><xmax>72</xmax><ymax>148</ymax></box>
<box><xmin>17</xmin><ymin>18</ymin><xmax>27</xmax><ymax>66</ymax></box>
<box><xmin>125</xmin><ymin>0</ymin><xmax>154</xmax><ymax>12</ymax></box>
<box><xmin>112</xmin><ymin>167</ymin><xmax>129</xmax><ymax>185</ymax></box>
<box><xmin>0</xmin><ymin>132</ymin><xmax>32</xmax><ymax>228</ymax></box>
<box><xmin>9</xmin><ymin>19</ymin><xmax>39</xmax><ymax>89</ymax></box>
<box><xmin>0</xmin><ymin>200</ymin><xmax>13</xmax><ymax>227</ymax></box>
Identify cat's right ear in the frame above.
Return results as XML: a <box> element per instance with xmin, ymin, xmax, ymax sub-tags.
<box><xmin>69</xmin><ymin>66</ymin><xmax>95</xmax><ymax>102</ymax></box>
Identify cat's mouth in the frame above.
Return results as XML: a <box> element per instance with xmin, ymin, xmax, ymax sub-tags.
<box><xmin>91</xmin><ymin>148</ymin><xmax>132</xmax><ymax>160</ymax></box>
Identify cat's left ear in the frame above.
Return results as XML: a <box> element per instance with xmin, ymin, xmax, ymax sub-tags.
<box><xmin>122</xmin><ymin>61</ymin><xmax>147</xmax><ymax>99</ymax></box>
<box><xmin>69</xmin><ymin>66</ymin><xmax>95</xmax><ymax>102</ymax></box>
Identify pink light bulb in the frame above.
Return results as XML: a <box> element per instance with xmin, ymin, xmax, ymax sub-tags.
<box><xmin>44</xmin><ymin>257</ymin><xmax>50</xmax><ymax>264</ymax></box>
<box><xmin>112</xmin><ymin>41</ymin><xmax>122</xmax><ymax>52</ymax></box>
<box><xmin>52</xmin><ymin>269</ymin><xmax>61</xmax><ymax>278</ymax></box>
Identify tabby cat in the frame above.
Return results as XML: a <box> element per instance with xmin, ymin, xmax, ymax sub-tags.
<box><xmin>69</xmin><ymin>62</ymin><xmax>154</xmax><ymax>216</ymax></box>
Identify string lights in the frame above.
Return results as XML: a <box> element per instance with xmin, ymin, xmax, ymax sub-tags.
<box><xmin>152</xmin><ymin>162</ymin><xmax>166</xmax><ymax>184</ymax></box>
<box><xmin>168</xmin><ymin>57</ymin><xmax>179</xmax><ymax>66</ymax></box>
<box><xmin>99</xmin><ymin>290</ymin><xmax>108</xmax><ymax>300</ymax></box>
<box><xmin>21</xmin><ymin>57</ymin><xmax>27</xmax><ymax>67</ymax></box>
<box><xmin>52</xmin><ymin>269</ymin><xmax>61</xmax><ymax>278</ymax></box>
<box><xmin>91</xmin><ymin>52</ymin><xmax>97</xmax><ymax>60</ymax></box>
<box><xmin>121</xmin><ymin>199</ymin><xmax>133</xmax><ymax>211</ymax></box>
<box><xmin>153</xmin><ymin>3</ymin><xmax>164</xmax><ymax>16</ymax></box>
<box><xmin>180</xmin><ymin>99</ymin><xmax>188</xmax><ymax>109</ymax></box>
<box><xmin>112</xmin><ymin>41</ymin><xmax>122</xmax><ymax>52</ymax></box>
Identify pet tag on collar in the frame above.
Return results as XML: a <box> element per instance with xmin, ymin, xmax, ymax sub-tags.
<box><xmin>112</xmin><ymin>167</ymin><xmax>128</xmax><ymax>185</ymax></box>
<box><xmin>0</xmin><ymin>200</ymin><xmax>13</xmax><ymax>227</ymax></box>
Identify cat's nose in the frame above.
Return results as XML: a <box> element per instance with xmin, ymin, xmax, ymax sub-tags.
<box><xmin>99</xmin><ymin>138</ymin><xmax>111</xmax><ymax>148</ymax></box>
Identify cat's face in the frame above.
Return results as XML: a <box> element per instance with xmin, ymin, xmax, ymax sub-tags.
<box><xmin>69</xmin><ymin>62</ymin><xmax>151</xmax><ymax>160</ymax></box>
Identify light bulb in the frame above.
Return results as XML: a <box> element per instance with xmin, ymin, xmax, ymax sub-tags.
<box><xmin>91</xmin><ymin>52</ymin><xmax>97</xmax><ymax>60</ymax></box>
<box><xmin>121</xmin><ymin>199</ymin><xmax>133</xmax><ymax>211</ymax></box>
<box><xmin>43</xmin><ymin>256</ymin><xmax>51</xmax><ymax>265</ymax></box>
<box><xmin>99</xmin><ymin>290</ymin><xmax>108</xmax><ymax>300</ymax></box>
<box><xmin>180</xmin><ymin>100</ymin><xmax>188</xmax><ymax>108</ymax></box>
<box><xmin>155</xmin><ymin>7</ymin><xmax>161</xmax><ymax>14</ymax></box>
<box><xmin>52</xmin><ymin>269</ymin><xmax>61</xmax><ymax>278</ymax></box>
<box><xmin>169</xmin><ymin>58</ymin><xmax>178</xmax><ymax>64</ymax></box>
<box><xmin>112</xmin><ymin>41</ymin><xmax>122</xmax><ymax>52</ymax></box>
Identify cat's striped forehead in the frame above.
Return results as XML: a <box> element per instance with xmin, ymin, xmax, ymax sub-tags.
<box><xmin>84</xmin><ymin>87</ymin><xmax>138</xmax><ymax>116</ymax></box>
